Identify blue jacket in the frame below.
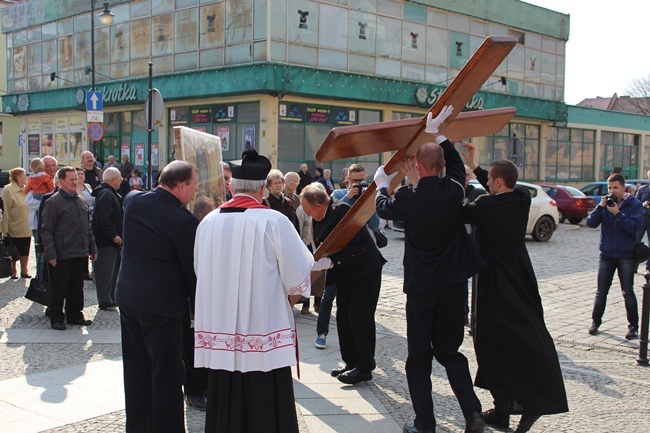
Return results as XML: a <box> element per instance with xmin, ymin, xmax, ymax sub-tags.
<box><xmin>586</xmin><ymin>194</ymin><xmax>643</xmax><ymax>258</ymax></box>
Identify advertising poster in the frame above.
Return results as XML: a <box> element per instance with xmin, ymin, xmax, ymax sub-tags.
<box><xmin>242</xmin><ymin>125</ymin><xmax>255</xmax><ymax>151</ymax></box>
<box><xmin>151</xmin><ymin>143</ymin><xmax>159</xmax><ymax>167</ymax></box>
<box><xmin>121</xmin><ymin>144</ymin><xmax>130</xmax><ymax>161</ymax></box>
<box><xmin>135</xmin><ymin>143</ymin><xmax>145</xmax><ymax>166</ymax></box>
<box><xmin>218</xmin><ymin>126</ymin><xmax>230</xmax><ymax>151</ymax></box>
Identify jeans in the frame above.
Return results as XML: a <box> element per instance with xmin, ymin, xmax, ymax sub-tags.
<box><xmin>636</xmin><ymin>216</ymin><xmax>650</xmax><ymax>270</ymax></box>
<box><xmin>592</xmin><ymin>255</ymin><xmax>639</xmax><ymax>330</ymax></box>
<box><xmin>316</xmin><ymin>283</ymin><xmax>337</xmax><ymax>336</ymax></box>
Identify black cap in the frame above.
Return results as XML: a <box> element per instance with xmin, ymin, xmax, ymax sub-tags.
<box><xmin>228</xmin><ymin>149</ymin><xmax>272</xmax><ymax>180</ymax></box>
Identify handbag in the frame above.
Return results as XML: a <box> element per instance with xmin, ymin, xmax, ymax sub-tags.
<box><xmin>3</xmin><ymin>236</ymin><xmax>19</xmax><ymax>261</ymax></box>
<box><xmin>0</xmin><ymin>238</ymin><xmax>14</xmax><ymax>278</ymax></box>
<box><xmin>634</xmin><ymin>242</ymin><xmax>650</xmax><ymax>264</ymax></box>
<box><xmin>374</xmin><ymin>229</ymin><xmax>388</xmax><ymax>249</ymax></box>
<box><xmin>25</xmin><ymin>263</ymin><xmax>51</xmax><ymax>307</ymax></box>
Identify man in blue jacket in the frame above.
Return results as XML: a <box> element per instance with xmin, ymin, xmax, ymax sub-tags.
<box><xmin>586</xmin><ymin>173</ymin><xmax>643</xmax><ymax>340</ymax></box>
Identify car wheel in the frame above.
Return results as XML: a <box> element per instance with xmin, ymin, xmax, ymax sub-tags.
<box><xmin>558</xmin><ymin>209</ymin><xmax>566</xmax><ymax>223</ymax></box>
<box><xmin>568</xmin><ymin>217</ymin><xmax>582</xmax><ymax>225</ymax></box>
<box><xmin>532</xmin><ymin>216</ymin><xmax>554</xmax><ymax>242</ymax></box>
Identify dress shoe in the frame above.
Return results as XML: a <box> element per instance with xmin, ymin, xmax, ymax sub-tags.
<box><xmin>514</xmin><ymin>414</ymin><xmax>541</xmax><ymax>433</ymax></box>
<box><xmin>337</xmin><ymin>368</ymin><xmax>372</xmax><ymax>385</ymax></box>
<box><xmin>331</xmin><ymin>364</ymin><xmax>353</xmax><ymax>377</ymax></box>
<box><xmin>403</xmin><ymin>424</ymin><xmax>434</xmax><ymax>433</ymax></box>
<box><xmin>51</xmin><ymin>322</ymin><xmax>67</xmax><ymax>331</ymax></box>
<box><xmin>481</xmin><ymin>408</ymin><xmax>509</xmax><ymax>429</ymax></box>
<box><xmin>465</xmin><ymin>410</ymin><xmax>485</xmax><ymax>432</ymax></box>
<box><xmin>20</xmin><ymin>273</ymin><xmax>32</xmax><ymax>278</ymax></box>
<box><xmin>588</xmin><ymin>322</ymin><xmax>600</xmax><ymax>335</ymax></box>
<box><xmin>67</xmin><ymin>318</ymin><xmax>92</xmax><ymax>326</ymax></box>
<box><xmin>625</xmin><ymin>328</ymin><xmax>639</xmax><ymax>340</ymax></box>
<box><xmin>99</xmin><ymin>302</ymin><xmax>119</xmax><ymax>311</ymax></box>
<box><xmin>185</xmin><ymin>395</ymin><xmax>208</xmax><ymax>411</ymax></box>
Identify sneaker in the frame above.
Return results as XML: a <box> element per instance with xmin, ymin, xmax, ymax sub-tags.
<box><xmin>588</xmin><ymin>322</ymin><xmax>600</xmax><ymax>335</ymax></box>
<box><xmin>315</xmin><ymin>334</ymin><xmax>327</xmax><ymax>349</ymax></box>
<box><xmin>625</xmin><ymin>328</ymin><xmax>639</xmax><ymax>340</ymax></box>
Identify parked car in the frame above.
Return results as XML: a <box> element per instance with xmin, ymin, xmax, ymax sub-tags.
<box><xmin>392</xmin><ymin>180</ymin><xmax>559</xmax><ymax>242</ymax></box>
<box><xmin>580</xmin><ymin>181</ymin><xmax>636</xmax><ymax>200</ymax></box>
<box><xmin>540</xmin><ymin>183</ymin><xmax>596</xmax><ymax>225</ymax></box>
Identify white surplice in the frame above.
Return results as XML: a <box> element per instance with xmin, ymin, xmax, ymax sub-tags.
<box><xmin>193</xmin><ymin>201</ymin><xmax>313</xmax><ymax>373</ymax></box>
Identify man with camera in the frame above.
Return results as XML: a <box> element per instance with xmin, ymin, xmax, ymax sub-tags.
<box><xmin>587</xmin><ymin>173</ymin><xmax>643</xmax><ymax>340</ymax></box>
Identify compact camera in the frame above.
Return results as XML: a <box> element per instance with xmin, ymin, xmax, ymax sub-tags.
<box><xmin>605</xmin><ymin>194</ymin><xmax>618</xmax><ymax>207</ymax></box>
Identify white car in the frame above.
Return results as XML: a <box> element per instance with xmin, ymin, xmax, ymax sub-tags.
<box><xmin>469</xmin><ymin>179</ymin><xmax>559</xmax><ymax>242</ymax></box>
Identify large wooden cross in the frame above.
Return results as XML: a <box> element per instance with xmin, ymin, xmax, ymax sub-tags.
<box><xmin>313</xmin><ymin>36</ymin><xmax>518</xmax><ymax>260</ymax></box>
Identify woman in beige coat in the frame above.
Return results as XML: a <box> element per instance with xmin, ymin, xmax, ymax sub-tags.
<box><xmin>1</xmin><ymin>167</ymin><xmax>33</xmax><ymax>279</ymax></box>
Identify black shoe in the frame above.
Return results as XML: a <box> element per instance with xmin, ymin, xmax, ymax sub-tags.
<box><xmin>481</xmin><ymin>408</ymin><xmax>509</xmax><ymax>429</ymax></box>
<box><xmin>10</xmin><ymin>275</ymin><xmax>18</xmax><ymax>280</ymax></box>
<box><xmin>465</xmin><ymin>410</ymin><xmax>485</xmax><ymax>432</ymax></box>
<box><xmin>331</xmin><ymin>365</ymin><xmax>353</xmax><ymax>377</ymax></box>
<box><xmin>186</xmin><ymin>395</ymin><xmax>207</xmax><ymax>411</ymax></box>
<box><xmin>625</xmin><ymin>328</ymin><xmax>639</xmax><ymax>340</ymax></box>
<box><xmin>514</xmin><ymin>414</ymin><xmax>541</xmax><ymax>433</ymax></box>
<box><xmin>51</xmin><ymin>322</ymin><xmax>67</xmax><ymax>331</ymax></box>
<box><xmin>99</xmin><ymin>302</ymin><xmax>119</xmax><ymax>311</ymax></box>
<box><xmin>337</xmin><ymin>368</ymin><xmax>372</xmax><ymax>385</ymax></box>
<box><xmin>403</xmin><ymin>424</ymin><xmax>435</xmax><ymax>433</ymax></box>
<box><xmin>588</xmin><ymin>322</ymin><xmax>600</xmax><ymax>335</ymax></box>
<box><xmin>67</xmin><ymin>318</ymin><xmax>92</xmax><ymax>326</ymax></box>
<box><xmin>20</xmin><ymin>273</ymin><xmax>32</xmax><ymax>278</ymax></box>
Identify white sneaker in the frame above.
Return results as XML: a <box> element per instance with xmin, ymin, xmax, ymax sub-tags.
<box><xmin>315</xmin><ymin>334</ymin><xmax>327</xmax><ymax>349</ymax></box>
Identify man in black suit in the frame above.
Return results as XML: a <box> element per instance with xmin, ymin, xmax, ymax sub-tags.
<box><xmin>115</xmin><ymin>160</ymin><xmax>199</xmax><ymax>432</ymax></box>
<box><xmin>375</xmin><ymin>106</ymin><xmax>486</xmax><ymax>433</ymax></box>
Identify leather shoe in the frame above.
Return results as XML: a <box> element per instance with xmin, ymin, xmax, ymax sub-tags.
<box><xmin>331</xmin><ymin>365</ymin><xmax>353</xmax><ymax>377</ymax></box>
<box><xmin>514</xmin><ymin>414</ymin><xmax>540</xmax><ymax>433</ymax></box>
<box><xmin>403</xmin><ymin>424</ymin><xmax>434</xmax><ymax>433</ymax></box>
<box><xmin>51</xmin><ymin>322</ymin><xmax>67</xmax><ymax>331</ymax></box>
<box><xmin>482</xmin><ymin>408</ymin><xmax>509</xmax><ymax>429</ymax></box>
<box><xmin>186</xmin><ymin>395</ymin><xmax>208</xmax><ymax>411</ymax></box>
<box><xmin>99</xmin><ymin>302</ymin><xmax>119</xmax><ymax>311</ymax></box>
<box><xmin>337</xmin><ymin>368</ymin><xmax>372</xmax><ymax>385</ymax></box>
<box><xmin>465</xmin><ymin>410</ymin><xmax>485</xmax><ymax>432</ymax></box>
<box><xmin>67</xmin><ymin>318</ymin><xmax>92</xmax><ymax>326</ymax></box>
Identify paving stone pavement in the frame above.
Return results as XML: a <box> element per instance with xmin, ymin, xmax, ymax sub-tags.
<box><xmin>1</xmin><ymin>222</ymin><xmax>649</xmax><ymax>432</ymax></box>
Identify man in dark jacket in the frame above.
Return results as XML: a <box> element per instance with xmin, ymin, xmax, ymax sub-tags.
<box><xmin>115</xmin><ymin>160</ymin><xmax>199</xmax><ymax>432</ymax></box>
<box><xmin>91</xmin><ymin>167</ymin><xmax>123</xmax><ymax>311</ymax></box>
<box><xmin>587</xmin><ymin>173</ymin><xmax>643</xmax><ymax>340</ymax></box>
<box><xmin>635</xmin><ymin>170</ymin><xmax>650</xmax><ymax>272</ymax></box>
<box><xmin>461</xmin><ymin>145</ymin><xmax>568</xmax><ymax>433</ymax></box>
<box><xmin>40</xmin><ymin>167</ymin><xmax>97</xmax><ymax>330</ymax></box>
<box><xmin>375</xmin><ymin>107</ymin><xmax>486</xmax><ymax>433</ymax></box>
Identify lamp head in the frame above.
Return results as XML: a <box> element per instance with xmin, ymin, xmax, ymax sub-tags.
<box><xmin>99</xmin><ymin>2</ymin><xmax>114</xmax><ymax>25</ymax></box>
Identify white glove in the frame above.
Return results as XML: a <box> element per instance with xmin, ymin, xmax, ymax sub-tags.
<box><xmin>425</xmin><ymin>105</ymin><xmax>454</xmax><ymax>134</ymax></box>
<box><xmin>373</xmin><ymin>166</ymin><xmax>398</xmax><ymax>189</ymax></box>
<box><xmin>312</xmin><ymin>257</ymin><xmax>333</xmax><ymax>271</ymax></box>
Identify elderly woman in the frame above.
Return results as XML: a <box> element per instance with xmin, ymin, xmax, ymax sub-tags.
<box><xmin>1</xmin><ymin>167</ymin><xmax>33</xmax><ymax>279</ymax></box>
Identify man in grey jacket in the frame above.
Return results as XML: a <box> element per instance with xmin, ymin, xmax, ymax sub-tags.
<box><xmin>40</xmin><ymin>167</ymin><xmax>98</xmax><ymax>330</ymax></box>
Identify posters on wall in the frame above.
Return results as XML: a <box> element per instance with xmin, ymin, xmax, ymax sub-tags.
<box><xmin>242</xmin><ymin>125</ymin><xmax>255</xmax><ymax>151</ymax></box>
<box><xmin>152</xmin><ymin>143</ymin><xmax>159</xmax><ymax>167</ymax></box>
<box><xmin>135</xmin><ymin>143</ymin><xmax>145</xmax><ymax>166</ymax></box>
<box><xmin>218</xmin><ymin>126</ymin><xmax>230</xmax><ymax>151</ymax></box>
<box><xmin>121</xmin><ymin>144</ymin><xmax>130</xmax><ymax>161</ymax></box>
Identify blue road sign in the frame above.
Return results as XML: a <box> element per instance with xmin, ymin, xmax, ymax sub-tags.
<box><xmin>86</xmin><ymin>91</ymin><xmax>103</xmax><ymax>111</ymax></box>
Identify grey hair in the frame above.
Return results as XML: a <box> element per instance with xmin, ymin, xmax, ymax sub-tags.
<box><xmin>266</xmin><ymin>169</ymin><xmax>284</xmax><ymax>186</ymax></box>
<box><xmin>232</xmin><ymin>178</ymin><xmax>265</xmax><ymax>193</ymax></box>
<box><xmin>285</xmin><ymin>171</ymin><xmax>299</xmax><ymax>181</ymax></box>
<box><xmin>323</xmin><ymin>169</ymin><xmax>331</xmax><ymax>174</ymax></box>
<box><xmin>103</xmin><ymin>167</ymin><xmax>121</xmax><ymax>181</ymax></box>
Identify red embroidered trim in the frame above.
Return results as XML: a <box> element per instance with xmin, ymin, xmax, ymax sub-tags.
<box><xmin>286</xmin><ymin>274</ymin><xmax>310</xmax><ymax>296</ymax></box>
<box><xmin>220</xmin><ymin>194</ymin><xmax>267</xmax><ymax>209</ymax></box>
<box><xmin>195</xmin><ymin>328</ymin><xmax>296</xmax><ymax>353</ymax></box>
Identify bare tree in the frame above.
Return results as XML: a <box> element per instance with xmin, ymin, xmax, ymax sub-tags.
<box><xmin>626</xmin><ymin>74</ymin><xmax>650</xmax><ymax>115</ymax></box>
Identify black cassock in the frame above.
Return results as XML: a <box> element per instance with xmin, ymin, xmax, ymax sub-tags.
<box><xmin>461</xmin><ymin>167</ymin><xmax>568</xmax><ymax>416</ymax></box>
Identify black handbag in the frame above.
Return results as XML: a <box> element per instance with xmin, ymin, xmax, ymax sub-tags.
<box><xmin>0</xmin><ymin>238</ymin><xmax>14</xmax><ymax>278</ymax></box>
<box><xmin>634</xmin><ymin>242</ymin><xmax>650</xmax><ymax>264</ymax></box>
<box><xmin>374</xmin><ymin>229</ymin><xmax>388</xmax><ymax>249</ymax></box>
<box><xmin>3</xmin><ymin>237</ymin><xmax>19</xmax><ymax>261</ymax></box>
<box><xmin>25</xmin><ymin>264</ymin><xmax>51</xmax><ymax>307</ymax></box>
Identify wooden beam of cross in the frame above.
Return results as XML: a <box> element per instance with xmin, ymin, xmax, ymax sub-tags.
<box><xmin>313</xmin><ymin>36</ymin><xmax>518</xmax><ymax>260</ymax></box>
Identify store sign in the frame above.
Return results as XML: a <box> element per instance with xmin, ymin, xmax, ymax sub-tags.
<box><xmin>279</xmin><ymin>103</ymin><xmax>305</xmax><ymax>122</ymax></box>
<box><xmin>170</xmin><ymin>107</ymin><xmax>189</xmax><ymax>125</ymax></box>
<box><xmin>77</xmin><ymin>83</ymin><xmax>138</xmax><ymax>106</ymax></box>
<box><xmin>213</xmin><ymin>105</ymin><xmax>236</xmax><ymax>123</ymax></box>
<box><xmin>415</xmin><ymin>86</ymin><xmax>485</xmax><ymax>111</ymax></box>
<box><xmin>191</xmin><ymin>107</ymin><xmax>212</xmax><ymax>124</ymax></box>
<box><xmin>333</xmin><ymin>108</ymin><xmax>357</xmax><ymax>126</ymax></box>
<box><xmin>306</xmin><ymin>106</ymin><xmax>331</xmax><ymax>124</ymax></box>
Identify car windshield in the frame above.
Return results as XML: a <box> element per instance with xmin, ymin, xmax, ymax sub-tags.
<box><xmin>564</xmin><ymin>186</ymin><xmax>586</xmax><ymax>197</ymax></box>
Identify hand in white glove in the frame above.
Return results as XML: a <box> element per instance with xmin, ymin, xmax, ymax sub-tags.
<box><xmin>425</xmin><ymin>105</ymin><xmax>454</xmax><ymax>134</ymax></box>
<box><xmin>373</xmin><ymin>166</ymin><xmax>398</xmax><ymax>190</ymax></box>
<box><xmin>312</xmin><ymin>257</ymin><xmax>333</xmax><ymax>271</ymax></box>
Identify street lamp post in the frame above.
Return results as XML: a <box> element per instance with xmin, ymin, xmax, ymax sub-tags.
<box><xmin>89</xmin><ymin>1</ymin><xmax>114</xmax><ymax>92</ymax></box>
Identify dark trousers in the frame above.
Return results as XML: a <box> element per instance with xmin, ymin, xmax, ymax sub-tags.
<box><xmin>405</xmin><ymin>284</ymin><xmax>481</xmax><ymax>430</ymax></box>
<box><xmin>93</xmin><ymin>246</ymin><xmax>120</xmax><ymax>306</ymax></box>
<box><xmin>120</xmin><ymin>307</ymin><xmax>185</xmax><ymax>433</ymax></box>
<box><xmin>593</xmin><ymin>255</ymin><xmax>639</xmax><ymax>330</ymax></box>
<box><xmin>335</xmin><ymin>268</ymin><xmax>382</xmax><ymax>373</ymax></box>
<box><xmin>637</xmin><ymin>216</ymin><xmax>650</xmax><ymax>270</ymax></box>
<box><xmin>182</xmin><ymin>311</ymin><xmax>207</xmax><ymax>397</ymax></box>
<box><xmin>316</xmin><ymin>283</ymin><xmax>337</xmax><ymax>336</ymax></box>
<box><xmin>49</xmin><ymin>257</ymin><xmax>86</xmax><ymax>325</ymax></box>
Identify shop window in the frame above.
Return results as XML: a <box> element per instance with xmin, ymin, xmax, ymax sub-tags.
<box><xmin>599</xmin><ymin>131</ymin><xmax>639</xmax><ymax>179</ymax></box>
<box><xmin>546</xmin><ymin>127</ymin><xmax>596</xmax><ymax>181</ymax></box>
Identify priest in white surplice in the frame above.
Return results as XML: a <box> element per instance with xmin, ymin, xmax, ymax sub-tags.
<box><xmin>194</xmin><ymin>149</ymin><xmax>320</xmax><ymax>433</ymax></box>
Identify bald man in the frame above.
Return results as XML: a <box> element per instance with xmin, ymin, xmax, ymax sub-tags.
<box><xmin>375</xmin><ymin>107</ymin><xmax>485</xmax><ymax>433</ymax></box>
